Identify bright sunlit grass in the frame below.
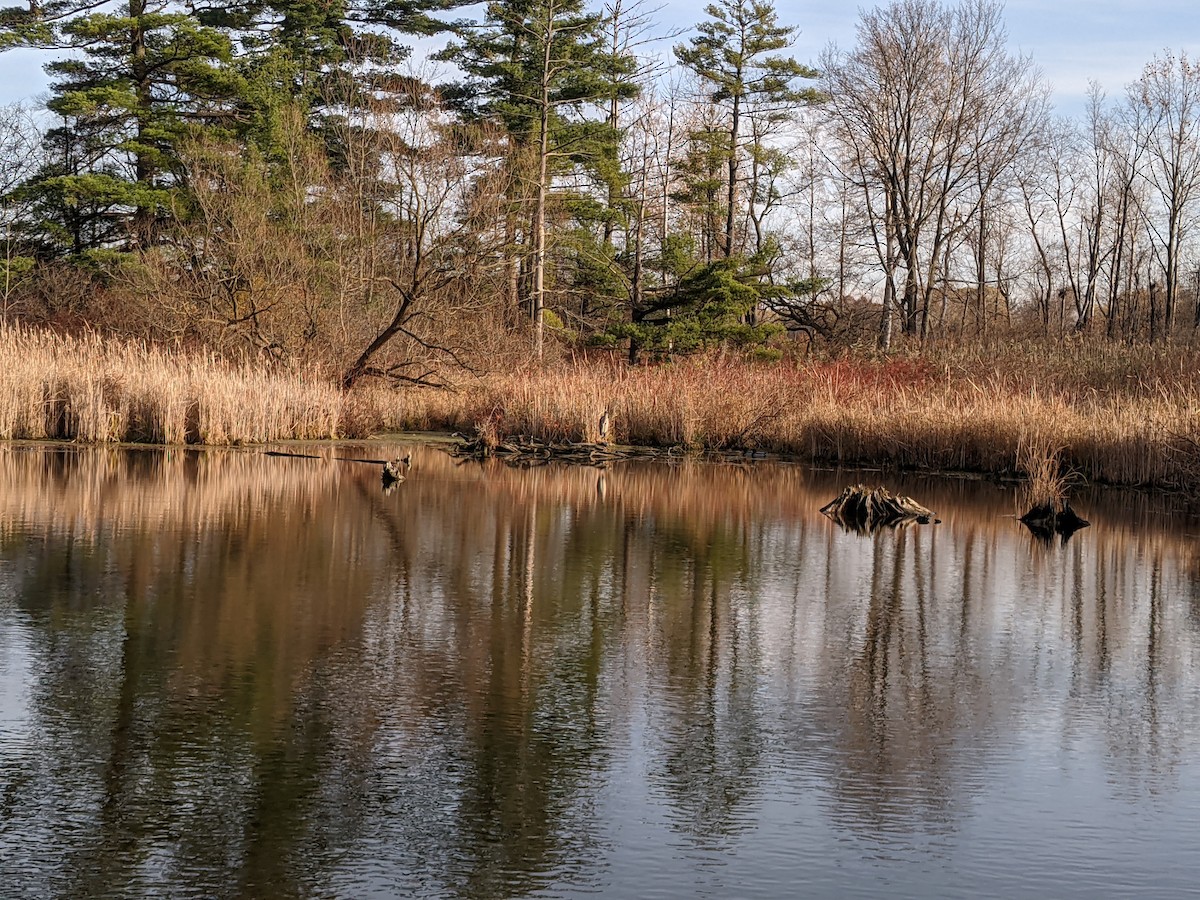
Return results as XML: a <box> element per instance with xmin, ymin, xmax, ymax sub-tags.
<box><xmin>6</xmin><ymin>324</ymin><xmax>1200</xmax><ymax>490</ymax></box>
<box><xmin>387</xmin><ymin>346</ymin><xmax>1200</xmax><ymax>490</ymax></box>
<box><xmin>0</xmin><ymin>325</ymin><xmax>340</xmax><ymax>444</ymax></box>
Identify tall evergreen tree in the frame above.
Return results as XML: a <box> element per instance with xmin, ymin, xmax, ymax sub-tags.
<box><xmin>674</xmin><ymin>0</ymin><xmax>819</xmax><ymax>258</ymax></box>
<box><xmin>0</xmin><ymin>2</ymin><xmax>243</xmax><ymax>254</ymax></box>
<box><xmin>192</xmin><ymin>0</ymin><xmax>467</xmax><ymax>168</ymax></box>
<box><xmin>440</xmin><ymin>0</ymin><xmax>639</xmax><ymax>356</ymax></box>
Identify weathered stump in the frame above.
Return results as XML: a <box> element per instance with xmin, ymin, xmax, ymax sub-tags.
<box><xmin>1019</xmin><ymin>501</ymin><xmax>1089</xmax><ymax>540</ymax></box>
<box><xmin>820</xmin><ymin>484</ymin><xmax>940</xmax><ymax>532</ymax></box>
<box><xmin>382</xmin><ymin>457</ymin><xmax>407</xmax><ymax>485</ymax></box>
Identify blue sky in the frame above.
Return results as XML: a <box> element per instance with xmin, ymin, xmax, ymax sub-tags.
<box><xmin>686</xmin><ymin>0</ymin><xmax>1200</xmax><ymax>115</ymax></box>
<box><xmin>0</xmin><ymin>0</ymin><xmax>1195</xmax><ymax>115</ymax></box>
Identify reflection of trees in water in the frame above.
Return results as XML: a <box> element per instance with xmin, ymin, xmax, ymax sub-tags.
<box><xmin>829</xmin><ymin>526</ymin><xmax>966</xmax><ymax>833</ymax></box>
<box><xmin>652</xmin><ymin>561</ymin><xmax>763</xmax><ymax>849</ymax></box>
<box><xmin>0</xmin><ymin>448</ymin><xmax>388</xmax><ymax>897</ymax></box>
<box><xmin>4</xmin><ymin>449</ymin><xmax>1200</xmax><ymax>893</ymax></box>
<box><xmin>332</xmin><ymin>467</ymin><xmax>626</xmax><ymax>898</ymax></box>
<box><xmin>441</xmin><ymin>496</ymin><xmax>610</xmax><ymax>899</ymax></box>
<box><xmin>788</xmin><ymin>485</ymin><xmax>1200</xmax><ymax>841</ymax></box>
<box><xmin>1097</xmin><ymin>546</ymin><xmax>1200</xmax><ymax>800</ymax></box>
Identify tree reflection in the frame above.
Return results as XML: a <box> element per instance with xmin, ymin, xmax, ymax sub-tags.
<box><xmin>2</xmin><ymin>449</ymin><xmax>1200</xmax><ymax>894</ymax></box>
<box><xmin>0</xmin><ymin>449</ymin><xmax>386</xmax><ymax>897</ymax></box>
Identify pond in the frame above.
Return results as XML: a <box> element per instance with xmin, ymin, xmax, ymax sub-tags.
<box><xmin>1</xmin><ymin>444</ymin><xmax>1200</xmax><ymax>898</ymax></box>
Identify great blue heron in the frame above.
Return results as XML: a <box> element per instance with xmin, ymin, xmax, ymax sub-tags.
<box><xmin>598</xmin><ymin>410</ymin><xmax>611</xmax><ymax>442</ymax></box>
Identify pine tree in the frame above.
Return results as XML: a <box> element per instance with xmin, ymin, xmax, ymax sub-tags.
<box><xmin>674</xmin><ymin>0</ymin><xmax>819</xmax><ymax>258</ymax></box>
<box><xmin>1</xmin><ymin>1</ymin><xmax>243</xmax><ymax>255</ymax></box>
<box><xmin>222</xmin><ymin>0</ymin><xmax>469</xmax><ymax>154</ymax></box>
<box><xmin>440</xmin><ymin>0</ymin><xmax>639</xmax><ymax>356</ymax></box>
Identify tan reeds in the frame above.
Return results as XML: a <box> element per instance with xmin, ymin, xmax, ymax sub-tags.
<box><xmin>9</xmin><ymin>324</ymin><xmax>1200</xmax><ymax>489</ymax></box>
<box><xmin>1017</xmin><ymin>435</ymin><xmax>1068</xmax><ymax>510</ymax></box>
<box><xmin>0</xmin><ymin>325</ymin><xmax>341</xmax><ymax>444</ymax></box>
<box><xmin>385</xmin><ymin>348</ymin><xmax>1200</xmax><ymax>490</ymax></box>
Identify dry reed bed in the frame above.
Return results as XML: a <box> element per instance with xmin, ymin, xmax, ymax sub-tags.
<box><xmin>395</xmin><ymin>354</ymin><xmax>1200</xmax><ymax>490</ymax></box>
<box><xmin>0</xmin><ymin>326</ymin><xmax>340</xmax><ymax>444</ymax></box>
<box><xmin>7</xmin><ymin>324</ymin><xmax>1200</xmax><ymax>490</ymax></box>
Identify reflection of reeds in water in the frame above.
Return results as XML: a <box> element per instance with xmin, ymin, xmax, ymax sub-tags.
<box><xmin>417</xmin><ymin>452</ymin><xmax>1200</xmax><ymax>571</ymax></box>
<box><xmin>5</xmin><ymin>443</ymin><xmax>1197</xmax><ymax>576</ymax></box>
<box><xmin>0</xmin><ymin>446</ymin><xmax>353</xmax><ymax>538</ymax></box>
<box><xmin>0</xmin><ymin>326</ymin><xmax>340</xmax><ymax>444</ymax></box>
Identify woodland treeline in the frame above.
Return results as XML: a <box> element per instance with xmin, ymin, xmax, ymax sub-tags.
<box><xmin>1</xmin><ymin>0</ymin><xmax>1199</xmax><ymax>387</ymax></box>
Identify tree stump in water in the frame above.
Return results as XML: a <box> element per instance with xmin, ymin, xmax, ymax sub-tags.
<box><xmin>1019</xmin><ymin>501</ymin><xmax>1089</xmax><ymax>540</ymax></box>
<box><xmin>382</xmin><ymin>457</ymin><xmax>407</xmax><ymax>485</ymax></box>
<box><xmin>820</xmin><ymin>484</ymin><xmax>940</xmax><ymax>531</ymax></box>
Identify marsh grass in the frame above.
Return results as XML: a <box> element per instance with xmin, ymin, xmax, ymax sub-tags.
<box><xmin>0</xmin><ymin>325</ymin><xmax>340</xmax><ymax>444</ymax></box>
<box><xmin>10</xmin><ymin>323</ymin><xmax>1200</xmax><ymax>490</ymax></box>
<box><xmin>1017</xmin><ymin>436</ymin><xmax>1069</xmax><ymax>510</ymax></box>
<box><xmin>395</xmin><ymin>348</ymin><xmax>1200</xmax><ymax>490</ymax></box>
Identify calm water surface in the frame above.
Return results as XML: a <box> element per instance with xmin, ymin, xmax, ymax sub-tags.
<box><xmin>2</xmin><ymin>444</ymin><xmax>1200</xmax><ymax>898</ymax></box>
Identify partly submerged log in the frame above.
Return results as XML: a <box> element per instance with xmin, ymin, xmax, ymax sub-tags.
<box><xmin>264</xmin><ymin>448</ymin><xmax>412</xmax><ymax>493</ymax></box>
<box><xmin>820</xmin><ymin>484</ymin><xmax>940</xmax><ymax>531</ymax></box>
<box><xmin>1019</xmin><ymin>501</ymin><xmax>1089</xmax><ymax>540</ymax></box>
<box><xmin>451</xmin><ymin>433</ymin><xmax>647</xmax><ymax>466</ymax></box>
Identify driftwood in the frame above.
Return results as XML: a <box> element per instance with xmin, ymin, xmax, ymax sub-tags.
<box><xmin>820</xmin><ymin>484</ymin><xmax>940</xmax><ymax>531</ymax></box>
<box><xmin>263</xmin><ymin>449</ymin><xmax>411</xmax><ymax>492</ymax></box>
<box><xmin>1019</xmin><ymin>501</ymin><xmax>1089</xmax><ymax>540</ymax></box>
<box><xmin>451</xmin><ymin>433</ymin><xmax>651</xmax><ymax>466</ymax></box>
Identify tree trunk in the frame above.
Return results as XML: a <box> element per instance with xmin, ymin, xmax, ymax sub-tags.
<box><xmin>724</xmin><ymin>88</ymin><xmax>741</xmax><ymax>258</ymax></box>
<box><xmin>531</xmin><ymin>13</ymin><xmax>554</xmax><ymax>361</ymax></box>
<box><xmin>130</xmin><ymin>0</ymin><xmax>153</xmax><ymax>249</ymax></box>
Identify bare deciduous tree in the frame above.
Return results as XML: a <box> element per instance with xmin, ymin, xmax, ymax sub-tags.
<box><xmin>1126</xmin><ymin>51</ymin><xmax>1200</xmax><ymax>335</ymax></box>
<box><xmin>822</xmin><ymin>0</ymin><xmax>1046</xmax><ymax>348</ymax></box>
<box><xmin>0</xmin><ymin>102</ymin><xmax>41</xmax><ymax>319</ymax></box>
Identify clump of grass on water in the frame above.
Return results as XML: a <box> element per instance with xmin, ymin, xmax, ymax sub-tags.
<box><xmin>1017</xmin><ymin>436</ymin><xmax>1069</xmax><ymax>511</ymax></box>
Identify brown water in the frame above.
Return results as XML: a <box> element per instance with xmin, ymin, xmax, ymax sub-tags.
<box><xmin>2</xmin><ymin>444</ymin><xmax>1200</xmax><ymax>899</ymax></box>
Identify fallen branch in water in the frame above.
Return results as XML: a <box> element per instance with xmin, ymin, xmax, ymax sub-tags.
<box><xmin>450</xmin><ymin>433</ymin><xmax>664</xmax><ymax>466</ymax></box>
<box><xmin>262</xmin><ymin>449</ymin><xmax>411</xmax><ymax>490</ymax></box>
<box><xmin>264</xmin><ymin>449</ymin><xmax>391</xmax><ymax>465</ymax></box>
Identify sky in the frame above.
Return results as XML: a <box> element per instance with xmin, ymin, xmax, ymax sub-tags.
<box><xmin>0</xmin><ymin>0</ymin><xmax>1196</xmax><ymax>115</ymax></box>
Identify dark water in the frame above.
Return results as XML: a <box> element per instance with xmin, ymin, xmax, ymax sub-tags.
<box><xmin>2</xmin><ymin>445</ymin><xmax>1200</xmax><ymax>899</ymax></box>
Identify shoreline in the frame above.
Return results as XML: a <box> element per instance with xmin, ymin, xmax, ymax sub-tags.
<box><xmin>384</xmin><ymin>353</ymin><xmax>1200</xmax><ymax>494</ymax></box>
<box><xmin>6</xmin><ymin>435</ymin><xmax>1200</xmax><ymax>532</ymax></box>
<box><xmin>6</xmin><ymin>324</ymin><xmax>1200</xmax><ymax>494</ymax></box>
